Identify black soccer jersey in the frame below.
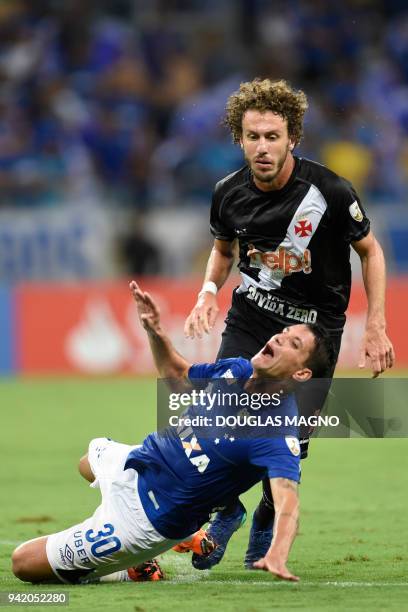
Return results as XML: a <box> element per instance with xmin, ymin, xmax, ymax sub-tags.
<box><xmin>210</xmin><ymin>157</ymin><xmax>370</xmax><ymax>330</ymax></box>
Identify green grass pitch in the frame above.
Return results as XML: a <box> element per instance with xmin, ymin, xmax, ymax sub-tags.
<box><xmin>1</xmin><ymin>377</ymin><xmax>407</xmax><ymax>611</ymax></box>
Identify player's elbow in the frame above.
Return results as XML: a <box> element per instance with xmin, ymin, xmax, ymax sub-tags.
<box><xmin>213</xmin><ymin>241</ymin><xmax>235</xmax><ymax>261</ymax></box>
<box><xmin>160</xmin><ymin>366</ymin><xmax>184</xmax><ymax>380</ymax></box>
<box><xmin>159</xmin><ymin>363</ymin><xmax>190</xmax><ymax>384</ymax></box>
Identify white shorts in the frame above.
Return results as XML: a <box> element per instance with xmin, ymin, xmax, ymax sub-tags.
<box><xmin>46</xmin><ymin>438</ymin><xmax>178</xmax><ymax>584</ymax></box>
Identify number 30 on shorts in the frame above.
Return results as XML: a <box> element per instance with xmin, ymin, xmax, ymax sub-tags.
<box><xmin>85</xmin><ymin>523</ymin><xmax>121</xmax><ymax>558</ymax></box>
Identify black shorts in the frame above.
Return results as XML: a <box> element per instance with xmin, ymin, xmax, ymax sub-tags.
<box><xmin>217</xmin><ymin>289</ymin><xmax>343</xmax><ymax>458</ymax></box>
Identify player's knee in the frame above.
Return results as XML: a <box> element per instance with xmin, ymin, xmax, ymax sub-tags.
<box><xmin>12</xmin><ymin>538</ymin><xmax>53</xmax><ymax>583</ymax></box>
<box><xmin>11</xmin><ymin>546</ymin><xmax>33</xmax><ymax>582</ymax></box>
<box><xmin>78</xmin><ymin>454</ymin><xmax>94</xmax><ymax>482</ymax></box>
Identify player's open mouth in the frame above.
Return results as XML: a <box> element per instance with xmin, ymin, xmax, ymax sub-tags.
<box><xmin>262</xmin><ymin>343</ymin><xmax>274</xmax><ymax>358</ymax></box>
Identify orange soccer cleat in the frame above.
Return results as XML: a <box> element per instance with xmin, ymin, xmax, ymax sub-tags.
<box><xmin>172</xmin><ymin>529</ymin><xmax>218</xmax><ymax>556</ymax></box>
<box><xmin>127</xmin><ymin>559</ymin><xmax>164</xmax><ymax>581</ymax></box>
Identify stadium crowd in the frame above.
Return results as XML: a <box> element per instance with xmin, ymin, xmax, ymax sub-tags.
<box><xmin>0</xmin><ymin>0</ymin><xmax>407</xmax><ymax>273</ymax></box>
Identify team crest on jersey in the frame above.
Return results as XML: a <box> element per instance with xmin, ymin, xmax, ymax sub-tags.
<box><xmin>349</xmin><ymin>201</ymin><xmax>363</xmax><ymax>222</ymax></box>
<box><xmin>285</xmin><ymin>436</ymin><xmax>300</xmax><ymax>456</ymax></box>
<box><xmin>294</xmin><ymin>219</ymin><xmax>313</xmax><ymax>237</ymax></box>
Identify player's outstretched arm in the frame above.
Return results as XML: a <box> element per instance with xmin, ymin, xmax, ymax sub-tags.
<box><xmin>184</xmin><ymin>239</ymin><xmax>235</xmax><ymax>339</ymax></box>
<box><xmin>352</xmin><ymin>232</ymin><xmax>395</xmax><ymax>377</ymax></box>
<box><xmin>130</xmin><ymin>281</ymin><xmax>191</xmax><ymax>381</ymax></box>
<box><xmin>254</xmin><ymin>477</ymin><xmax>299</xmax><ymax>582</ymax></box>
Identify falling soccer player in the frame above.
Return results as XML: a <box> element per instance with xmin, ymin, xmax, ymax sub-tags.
<box><xmin>12</xmin><ymin>281</ymin><xmax>334</xmax><ymax>584</ymax></box>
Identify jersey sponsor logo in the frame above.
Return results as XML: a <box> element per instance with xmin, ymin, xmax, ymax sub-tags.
<box><xmin>182</xmin><ymin>436</ymin><xmax>202</xmax><ymax>455</ymax></box>
<box><xmin>285</xmin><ymin>436</ymin><xmax>300</xmax><ymax>456</ymax></box>
<box><xmin>190</xmin><ymin>454</ymin><xmax>210</xmax><ymax>473</ymax></box>
<box><xmin>73</xmin><ymin>530</ymin><xmax>91</xmax><ymax>564</ymax></box>
<box><xmin>294</xmin><ymin>219</ymin><xmax>313</xmax><ymax>237</ymax></box>
<box><xmin>349</xmin><ymin>201</ymin><xmax>363</xmax><ymax>222</ymax></box>
<box><xmin>249</xmin><ymin>246</ymin><xmax>311</xmax><ymax>279</ymax></box>
<box><xmin>245</xmin><ymin>283</ymin><xmax>318</xmax><ymax>323</ymax></box>
<box><xmin>178</xmin><ymin>426</ymin><xmax>210</xmax><ymax>473</ymax></box>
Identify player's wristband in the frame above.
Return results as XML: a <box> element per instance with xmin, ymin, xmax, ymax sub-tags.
<box><xmin>198</xmin><ymin>281</ymin><xmax>218</xmax><ymax>297</ymax></box>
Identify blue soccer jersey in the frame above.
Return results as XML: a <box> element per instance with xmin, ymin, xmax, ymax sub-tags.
<box><xmin>124</xmin><ymin>358</ymin><xmax>300</xmax><ymax>539</ymax></box>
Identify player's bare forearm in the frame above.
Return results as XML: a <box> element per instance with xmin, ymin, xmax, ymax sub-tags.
<box><xmin>267</xmin><ymin>478</ymin><xmax>299</xmax><ymax>559</ymax></box>
<box><xmin>352</xmin><ymin>233</ymin><xmax>395</xmax><ymax>375</ymax></box>
<box><xmin>130</xmin><ymin>281</ymin><xmax>191</xmax><ymax>382</ymax></box>
<box><xmin>254</xmin><ymin>478</ymin><xmax>299</xmax><ymax>582</ymax></box>
<box><xmin>204</xmin><ymin>239</ymin><xmax>236</xmax><ymax>289</ymax></box>
<box><xmin>354</xmin><ymin>233</ymin><xmax>386</xmax><ymax>329</ymax></box>
<box><xmin>146</xmin><ymin>328</ymin><xmax>191</xmax><ymax>381</ymax></box>
<box><xmin>184</xmin><ymin>239</ymin><xmax>235</xmax><ymax>338</ymax></box>
<box><xmin>253</xmin><ymin>477</ymin><xmax>299</xmax><ymax>581</ymax></box>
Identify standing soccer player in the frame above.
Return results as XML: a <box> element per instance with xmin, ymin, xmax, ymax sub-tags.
<box><xmin>184</xmin><ymin>78</ymin><xmax>395</xmax><ymax>569</ymax></box>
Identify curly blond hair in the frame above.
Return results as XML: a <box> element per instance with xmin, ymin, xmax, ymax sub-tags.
<box><xmin>225</xmin><ymin>78</ymin><xmax>308</xmax><ymax>146</ymax></box>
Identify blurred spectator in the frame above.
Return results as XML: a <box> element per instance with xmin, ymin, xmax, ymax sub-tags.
<box><xmin>321</xmin><ymin>141</ymin><xmax>373</xmax><ymax>195</ymax></box>
<box><xmin>0</xmin><ymin>0</ymin><xmax>407</xmax><ymax>275</ymax></box>
<box><xmin>117</xmin><ymin>213</ymin><xmax>161</xmax><ymax>276</ymax></box>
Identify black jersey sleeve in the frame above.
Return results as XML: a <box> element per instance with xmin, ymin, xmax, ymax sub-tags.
<box><xmin>331</xmin><ymin>177</ymin><xmax>370</xmax><ymax>243</ymax></box>
<box><xmin>209</xmin><ymin>181</ymin><xmax>236</xmax><ymax>241</ymax></box>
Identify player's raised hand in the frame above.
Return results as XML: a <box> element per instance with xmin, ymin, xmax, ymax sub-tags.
<box><xmin>253</xmin><ymin>555</ymin><xmax>299</xmax><ymax>582</ymax></box>
<box><xmin>129</xmin><ymin>281</ymin><xmax>161</xmax><ymax>334</ymax></box>
<box><xmin>184</xmin><ymin>292</ymin><xmax>219</xmax><ymax>339</ymax></box>
<box><xmin>358</xmin><ymin>326</ymin><xmax>395</xmax><ymax>378</ymax></box>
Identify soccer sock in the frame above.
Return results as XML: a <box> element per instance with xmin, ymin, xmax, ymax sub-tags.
<box><xmin>99</xmin><ymin>570</ymin><xmax>130</xmax><ymax>582</ymax></box>
<box><xmin>219</xmin><ymin>501</ymin><xmax>242</xmax><ymax>516</ymax></box>
<box><xmin>253</xmin><ymin>497</ymin><xmax>275</xmax><ymax>531</ymax></box>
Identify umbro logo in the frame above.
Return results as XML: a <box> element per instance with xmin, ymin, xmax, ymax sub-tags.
<box><xmin>235</xmin><ymin>228</ymin><xmax>247</xmax><ymax>235</ymax></box>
